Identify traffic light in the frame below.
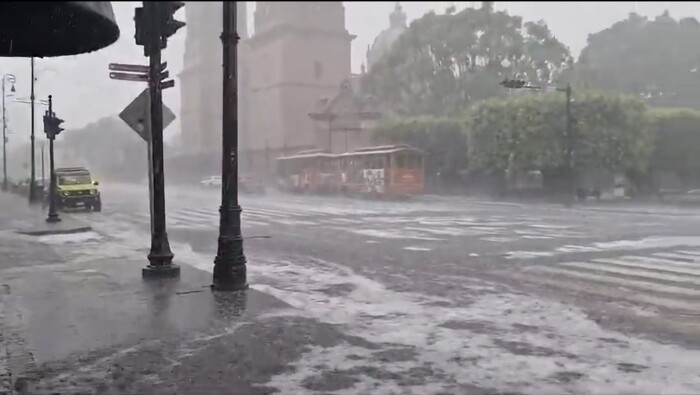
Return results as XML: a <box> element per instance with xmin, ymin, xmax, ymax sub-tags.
<box><xmin>134</xmin><ymin>7</ymin><xmax>147</xmax><ymax>47</ymax></box>
<box><xmin>134</xmin><ymin>6</ymin><xmax>155</xmax><ymax>57</ymax></box>
<box><xmin>134</xmin><ymin>2</ymin><xmax>185</xmax><ymax>57</ymax></box>
<box><xmin>43</xmin><ymin>112</ymin><xmax>65</xmax><ymax>140</ymax></box>
<box><xmin>159</xmin><ymin>2</ymin><xmax>186</xmax><ymax>50</ymax></box>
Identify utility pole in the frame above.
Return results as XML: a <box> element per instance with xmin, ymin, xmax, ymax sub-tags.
<box><xmin>41</xmin><ymin>141</ymin><xmax>45</xmax><ymax>208</ymax></box>
<box><xmin>327</xmin><ymin>116</ymin><xmax>333</xmax><ymax>153</ymax></box>
<box><xmin>2</xmin><ymin>78</ymin><xmax>6</xmax><ymax>192</ymax></box>
<box><xmin>1</xmin><ymin>74</ymin><xmax>15</xmax><ymax>192</ymax></box>
<box><xmin>564</xmin><ymin>83</ymin><xmax>574</xmax><ymax>207</ymax></box>
<box><xmin>44</xmin><ymin>95</ymin><xmax>64</xmax><ymax>223</ymax></box>
<box><xmin>212</xmin><ymin>1</ymin><xmax>248</xmax><ymax>291</ymax></box>
<box><xmin>29</xmin><ymin>57</ymin><xmax>38</xmax><ymax>203</ymax></box>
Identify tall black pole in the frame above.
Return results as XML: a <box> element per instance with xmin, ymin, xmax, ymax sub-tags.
<box><xmin>29</xmin><ymin>58</ymin><xmax>37</xmax><ymax>203</ymax></box>
<box><xmin>46</xmin><ymin>95</ymin><xmax>60</xmax><ymax>223</ymax></box>
<box><xmin>565</xmin><ymin>83</ymin><xmax>574</xmax><ymax>207</ymax></box>
<box><xmin>213</xmin><ymin>1</ymin><xmax>248</xmax><ymax>291</ymax></box>
<box><xmin>2</xmin><ymin>80</ymin><xmax>7</xmax><ymax>192</ymax></box>
<box><xmin>29</xmin><ymin>57</ymin><xmax>37</xmax><ymax>203</ymax></box>
<box><xmin>143</xmin><ymin>1</ymin><xmax>179</xmax><ymax>278</ymax></box>
<box><xmin>327</xmin><ymin>116</ymin><xmax>332</xmax><ymax>152</ymax></box>
<box><xmin>41</xmin><ymin>141</ymin><xmax>45</xmax><ymax>209</ymax></box>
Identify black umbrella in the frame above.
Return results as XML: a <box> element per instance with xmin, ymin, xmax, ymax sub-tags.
<box><xmin>0</xmin><ymin>2</ymin><xmax>120</xmax><ymax>57</ymax></box>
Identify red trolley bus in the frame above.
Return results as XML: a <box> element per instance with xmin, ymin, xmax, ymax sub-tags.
<box><xmin>276</xmin><ymin>145</ymin><xmax>425</xmax><ymax>199</ymax></box>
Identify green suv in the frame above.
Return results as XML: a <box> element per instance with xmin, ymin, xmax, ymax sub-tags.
<box><xmin>54</xmin><ymin>167</ymin><xmax>101</xmax><ymax>212</ymax></box>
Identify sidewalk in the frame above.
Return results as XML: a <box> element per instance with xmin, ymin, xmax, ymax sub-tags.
<box><xmin>0</xmin><ymin>193</ymin><xmax>91</xmax><ymax>236</ymax></box>
<box><xmin>1</xmin><ymin>202</ymin><xmax>449</xmax><ymax>395</ymax></box>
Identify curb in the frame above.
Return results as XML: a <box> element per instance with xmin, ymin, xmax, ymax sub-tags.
<box><xmin>15</xmin><ymin>226</ymin><xmax>93</xmax><ymax>237</ymax></box>
<box><xmin>12</xmin><ymin>213</ymin><xmax>94</xmax><ymax>238</ymax></box>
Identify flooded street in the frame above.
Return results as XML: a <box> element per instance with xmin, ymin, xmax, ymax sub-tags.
<box><xmin>6</xmin><ymin>182</ymin><xmax>688</xmax><ymax>394</ymax></box>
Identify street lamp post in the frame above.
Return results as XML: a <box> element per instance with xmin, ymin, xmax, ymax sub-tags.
<box><xmin>563</xmin><ymin>83</ymin><xmax>574</xmax><ymax>207</ymax></box>
<box><xmin>2</xmin><ymin>74</ymin><xmax>16</xmax><ymax>192</ymax></box>
<box><xmin>212</xmin><ymin>1</ymin><xmax>248</xmax><ymax>291</ymax></box>
<box><xmin>499</xmin><ymin>79</ymin><xmax>575</xmax><ymax>206</ymax></box>
<box><xmin>41</xmin><ymin>141</ymin><xmax>45</xmax><ymax>208</ymax></box>
<box><xmin>29</xmin><ymin>57</ymin><xmax>38</xmax><ymax>203</ymax></box>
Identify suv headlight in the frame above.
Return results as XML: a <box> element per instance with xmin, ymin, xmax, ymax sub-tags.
<box><xmin>90</xmin><ymin>189</ymin><xmax>96</xmax><ymax>195</ymax></box>
<box><xmin>61</xmin><ymin>191</ymin><xmax>69</xmax><ymax>197</ymax></box>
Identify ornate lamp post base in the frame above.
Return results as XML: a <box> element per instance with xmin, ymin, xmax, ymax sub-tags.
<box><xmin>212</xmin><ymin>260</ymin><xmax>248</xmax><ymax>291</ymax></box>
<box><xmin>46</xmin><ymin>213</ymin><xmax>61</xmax><ymax>223</ymax></box>
<box><xmin>143</xmin><ymin>235</ymin><xmax>180</xmax><ymax>279</ymax></box>
<box><xmin>142</xmin><ymin>264</ymin><xmax>181</xmax><ymax>279</ymax></box>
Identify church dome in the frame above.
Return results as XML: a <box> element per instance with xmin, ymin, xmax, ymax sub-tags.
<box><xmin>366</xmin><ymin>3</ymin><xmax>407</xmax><ymax>71</ymax></box>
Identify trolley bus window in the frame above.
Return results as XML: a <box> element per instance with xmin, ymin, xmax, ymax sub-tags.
<box><xmin>396</xmin><ymin>153</ymin><xmax>406</xmax><ymax>169</ymax></box>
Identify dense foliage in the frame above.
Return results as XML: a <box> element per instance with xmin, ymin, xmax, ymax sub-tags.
<box><xmin>576</xmin><ymin>11</ymin><xmax>700</xmax><ymax>109</ymax></box>
<box><xmin>648</xmin><ymin>108</ymin><xmax>700</xmax><ymax>185</ymax></box>
<box><xmin>363</xmin><ymin>4</ymin><xmax>572</xmax><ymax>117</ymax></box>
<box><xmin>61</xmin><ymin>116</ymin><xmax>147</xmax><ymax>181</ymax></box>
<box><xmin>469</xmin><ymin>91</ymin><xmax>650</xmax><ymax>176</ymax></box>
<box><xmin>373</xmin><ymin>117</ymin><xmax>469</xmax><ymax>181</ymax></box>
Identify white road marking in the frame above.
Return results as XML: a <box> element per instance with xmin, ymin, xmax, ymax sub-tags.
<box><xmin>404</xmin><ymin>246</ymin><xmax>432</xmax><ymax>252</ymax></box>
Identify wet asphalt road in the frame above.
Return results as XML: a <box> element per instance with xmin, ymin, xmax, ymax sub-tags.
<box><xmin>10</xmin><ymin>183</ymin><xmax>700</xmax><ymax>394</ymax></box>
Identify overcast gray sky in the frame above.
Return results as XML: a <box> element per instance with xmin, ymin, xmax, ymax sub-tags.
<box><xmin>1</xmin><ymin>1</ymin><xmax>699</xmax><ymax>152</ymax></box>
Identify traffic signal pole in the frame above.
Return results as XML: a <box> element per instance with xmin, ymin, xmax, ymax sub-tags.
<box><xmin>142</xmin><ymin>1</ymin><xmax>179</xmax><ymax>278</ymax></box>
<box><xmin>45</xmin><ymin>95</ymin><xmax>60</xmax><ymax>223</ymax></box>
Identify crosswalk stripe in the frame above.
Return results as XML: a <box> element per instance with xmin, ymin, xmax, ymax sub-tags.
<box><xmin>524</xmin><ymin>266</ymin><xmax>700</xmax><ymax>297</ymax></box>
<box><xmin>245</xmin><ymin>207</ymin><xmax>307</xmax><ymax>218</ymax></box>
<box><xmin>653</xmin><ymin>252</ymin><xmax>700</xmax><ymax>263</ymax></box>
<box><xmin>183</xmin><ymin>208</ymin><xmax>219</xmax><ymax>218</ymax></box>
<box><xmin>243</xmin><ymin>212</ymin><xmax>272</xmax><ymax>220</ymax></box>
<box><xmin>174</xmin><ymin>209</ymin><xmax>217</xmax><ymax>222</ymax></box>
<box><xmin>594</xmin><ymin>257</ymin><xmax>700</xmax><ymax>276</ymax></box>
<box><xmin>675</xmin><ymin>250</ymin><xmax>700</xmax><ymax>257</ymax></box>
<box><xmin>626</xmin><ymin>256</ymin><xmax>700</xmax><ymax>269</ymax></box>
<box><xmin>561</xmin><ymin>261</ymin><xmax>700</xmax><ymax>286</ymax></box>
<box><xmin>508</xmin><ymin>271</ymin><xmax>700</xmax><ymax>312</ymax></box>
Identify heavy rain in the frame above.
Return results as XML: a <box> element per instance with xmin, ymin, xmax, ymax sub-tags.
<box><xmin>0</xmin><ymin>2</ymin><xmax>699</xmax><ymax>394</ymax></box>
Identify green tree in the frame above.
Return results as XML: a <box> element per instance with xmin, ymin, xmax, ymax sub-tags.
<box><xmin>373</xmin><ymin>117</ymin><xmax>469</xmax><ymax>182</ymax></box>
<box><xmin>61</xmin><ymin>116</ymin><xmax>146</xmax><ymax>181</ymax></box>
<box><xmin>576</xmin><ymin>11</ymin><xmax>700</xmax><ymax>109</ymax></box>
<box><xmin>469</xmin><ymin>91</ymin><xmax>651</xmax><ymax>178</ymax></box>
<box><xmin>648</xmin><ymin>108</ymin><xmax>700</xmax><ymax>186</ymax></box>
<box><xmin>363</xmin><ymin>6</ymin><xmax>572</xmax><ymax>117</ymax></box>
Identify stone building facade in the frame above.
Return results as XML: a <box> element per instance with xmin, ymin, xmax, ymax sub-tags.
<box><xmin>177</xmin><ymin>2</ymin><xmax>354</xmax><ymax>179</ymax></box>
<box><xmin>244</xmin><ymin>2</ymin><xmax>355</xmax><ymax>174</ymax></box>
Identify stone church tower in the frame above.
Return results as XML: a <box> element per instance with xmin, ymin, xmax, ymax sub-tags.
<box><xmin>177</xmin><ymin>2</ymin><xmax>353</xmax><ymax>179</ymax></box>
<box><xmin>178</xmin><ymin>2</ymin><xmax>249</xmax><ymax>158</ymax></box>
<box><xmin>244</xmin><ymin>2</ymin><xmax>355</xmax><ymax>173</ymax></box>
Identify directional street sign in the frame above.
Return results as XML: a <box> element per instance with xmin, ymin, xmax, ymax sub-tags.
<box><xmin>109</xmin><ymin>63</ymin><xmax>148</xmax><ymax>73</ymax></box>
<box><xmin>109</xmin><ymin>62</ymin><xmax>167</xmax><ymax>73</ymax></box>
<box><xmin>110</xmin><ymin>72</ymin><xmax>148</xmax><ymax>82</ymax></box>
<box><xmin>162</xmin><ymin>79</ymin><xmax>175</xmax><ymax>90</ymax></box>
<box><xmin>118</xmin><ymin>89</ymin><xmax>176</xmax><ymax>142</ymax></box>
